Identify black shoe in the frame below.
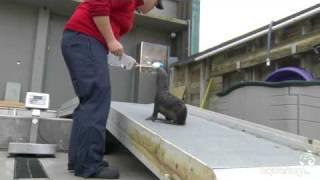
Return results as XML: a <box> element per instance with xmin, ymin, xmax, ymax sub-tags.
<box><xmin>90</xmin><ymin>166</ymin><xmax>120</xmax><ymax>179</ymax></box>
<box><xmin>68</xmin><ymin>161</ymin><xmax>109</xmax><ymax>171</ymax></box>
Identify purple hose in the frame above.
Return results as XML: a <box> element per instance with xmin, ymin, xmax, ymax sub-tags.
<box><xmin>265</xmin><ymin>67</ymin><xmax>314</xmax><ymax>82</ymax></box>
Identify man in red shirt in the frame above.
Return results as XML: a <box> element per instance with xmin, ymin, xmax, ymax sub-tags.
<box><xmin>61</xmin><ymin>0</ymin><xmax>163</xmax><ymax>179</ymax></box>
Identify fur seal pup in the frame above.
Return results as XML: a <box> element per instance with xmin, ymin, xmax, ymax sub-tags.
<box><xmin>146</xmin><ymin>63</ymin><xmax>187</xmax><ymax>125</ymax></box>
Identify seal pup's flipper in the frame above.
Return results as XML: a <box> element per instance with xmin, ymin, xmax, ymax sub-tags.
<box><xmin>145</xmin><ymin>115</ymin><xmax>157</xmax><ymax>122</ymax></box>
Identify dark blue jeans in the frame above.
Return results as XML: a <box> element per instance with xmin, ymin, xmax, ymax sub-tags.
<box><xmin>61</xmin><ymin>30</ymin><xmax>111</xmax><ymax>177</ymax></box>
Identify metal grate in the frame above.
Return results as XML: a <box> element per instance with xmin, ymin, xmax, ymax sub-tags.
<box><xmin>14</xmin><ymin>158</ymin><xmax>48</xmax><ymax>179</ymax></box>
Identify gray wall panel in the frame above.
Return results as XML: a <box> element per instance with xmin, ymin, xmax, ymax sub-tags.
<box><xmin>214</xmin><ymin>85</ymin><xmax>320</xmax><ymax>140</ymax></box>
<box><xmin>290</xmin><ymin>86</ymin><xmax>320</xmax><ymax>96</ymax></box>
<box><xmin>109</xmin><ymin>67</ymin><xmax>135</xmax><ymax>102</ymax></box>
<box><xmin>269</xmin><ymin>120</ymin><xmax>298</xmax><ymax>134</ymax></box>
<box><xmin>43</xmin><ymin>14</ymin><xmax>75</xmax><ymax>109</ymax></box>
<box><xmin>120</xmin><ymin>28</ymin><xmax>171</xmax><ymax>104</ymax></box>
<box><xmin>300</xmin><ymin>105</ymin><xmax>320</xmax><ymax>123</ymax></box>
<box><xmin>300</xmin><ymin>120</ymin><xmax>320</xmax><ymax>140</ymax></box>
<box><xmin>0</xmin><ymin>2</ymin><xmax>38</xmax><ymax>101</ymax></box>
<box><xmin>121</xmin><ymin>28</ymin><xmax>172</xmax><ymax>56</ymax></box>
<box><xmin>299</xmin><ymin>95</ymin><xmax>320</xmax><ymax>108</ymax></box>
<box><xmin>0</xmin><ymin>2</ymin><xmax>175</xmax><ymax>109</ymax></box>
<box><xmin>136</xmin><ymin>72</ymin><xmax>157</xmax><ymax>104</ymax></box>
<box><xmin>43</xmin><ymin>17</ymin><xmax>170</xmax><ymax>108</ymax></box>
<box><xmin>243</xmin><ymin>87</ymin><xmax>271</xmax><ymax>126</ymax></box>
<box><xmin>269</xmin><ymin>105</ymin><xmax>298</xmax><ymax>120</ymax></box>
<box><xmin>270</xmin><ymin>95</ymin><xmax>298</xmax><ymax>105</ymax></box>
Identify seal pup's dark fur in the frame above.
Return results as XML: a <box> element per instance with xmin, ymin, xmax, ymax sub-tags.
<box><xmin>146</xmin><ymin>67</ymin><xmax>187</xmax><ymax>125</ymax></box>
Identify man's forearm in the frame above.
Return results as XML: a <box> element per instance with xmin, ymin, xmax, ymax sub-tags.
<box><xmin>93</xmin><ymin>16</ymin><xmax>116</xmax><ymax>44</ymax></box>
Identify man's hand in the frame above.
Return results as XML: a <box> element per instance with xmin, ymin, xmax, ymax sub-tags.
<box><xmin>92</xmin><ymin>16</ymin><xmax>124</xmax><ymax>57</ymax></box>
<box><xmin>107</xmin><ymin>39</ymin><xmax>124</xmax><ymax>57</ymax></box>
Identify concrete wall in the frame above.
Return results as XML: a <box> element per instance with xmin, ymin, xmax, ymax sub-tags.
<box><xmin>0</xmin><ymin>2</ymin><xmax>38</xmax><ymax>101</ymax></box>
<box><xmin>134</xmin><ymin>71</ymin><xmax>157</xmax><ymax>103</ymax></box>
<box><xmin>213</xmin><ymin>85</ymin><xmax>320</xmax><ymax>140</ymax></box>
<box><xmin>42</xmin><ymin>15</ymin><xmax>172</xmax><ymax>109</ymax></box>
<box><xmin>0</xmin><ymin>1</ymin><xmax>175</xmax><ymax>109</ymax></box>
<box><xmin>121</xmin><ymin>28</ymin><xmax>172</xmax><ymax>63</ymax></box>
<box><xmin>43</xmin><ymin>14</ymin><xmax>74</xmax><ymax>109</ymax></box>
<box><xmin>43</xmin><ymin>13</ymin><xmax>145</xmax><ymax>109</ymax></box>
<box><xmin>109</xmin><ymin>67</ymin><xmax>136</xmax><ymax>103</ymax></box>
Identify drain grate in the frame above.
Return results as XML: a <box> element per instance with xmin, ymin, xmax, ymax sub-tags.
<box><xmin>14</xmin><ymin>158</ymin><xmax>48</xmax><ymax>179</ymax></box>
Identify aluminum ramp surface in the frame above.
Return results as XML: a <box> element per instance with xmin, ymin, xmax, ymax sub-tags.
<box><xmin>107</xmin><ymin>102</ymin><xmax>320</xmax><ymax>180</ymax></box>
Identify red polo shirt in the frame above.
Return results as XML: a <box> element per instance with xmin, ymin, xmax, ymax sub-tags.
<box><xmin>65</xmin><ymin>0</ymin><xmax>144</xmax><ymax>49</ymax></box>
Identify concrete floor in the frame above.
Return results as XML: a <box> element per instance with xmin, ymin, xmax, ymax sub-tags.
<box><xmin>0</xmin><ymin>148</ymin><xmax>158</xmax><ymax>180</ymax></box>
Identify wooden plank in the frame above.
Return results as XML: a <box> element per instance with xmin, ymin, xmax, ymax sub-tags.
<box><xmin>209</xmin><ymin>31</ymin><xmax>320</xmax><ymax>76</ymax></box>
<box><xmin>200</xmin><ymin>63</ymin><xmax>206</xmax><ymax>105</ymax></box>
<box><xmin>184</xmin><ymin>66</ymin><xmax>191</xmax><ymax>103</ymax></box>
<box><xmin>170</xmin><ymin>86</ymin><xmax>186</xmax><ymax>100</ymax></box>
<box><xmin>0</xmin><ymin>101</ymin><xmax>24</xmax><ymax>109</ymax></box>
<box><xmin>200</xmin><ymin>78</ymin><xmax>214</xmax><ymax>109</ymax></box>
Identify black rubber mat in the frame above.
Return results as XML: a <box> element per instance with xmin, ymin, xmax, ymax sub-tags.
<box><xmin>14</xmin><ymin>158</ymin><xmax>48</xmax><ymax>179</ymax></box>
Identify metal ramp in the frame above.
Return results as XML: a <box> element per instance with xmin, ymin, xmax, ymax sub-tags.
<box><xmin>59</xmin><ymin>100</ymin><xmax>320</xmax><ymax>180</ymax></box>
